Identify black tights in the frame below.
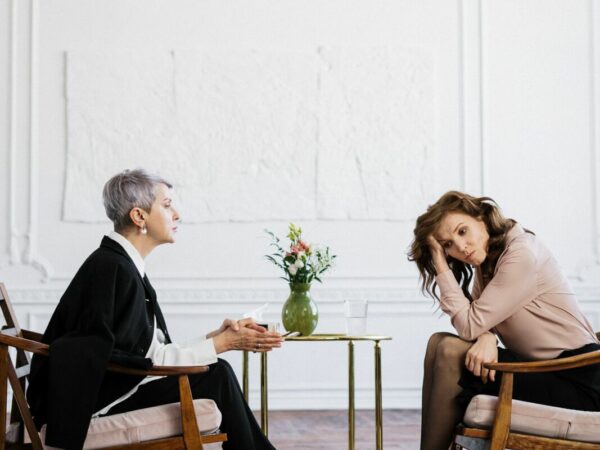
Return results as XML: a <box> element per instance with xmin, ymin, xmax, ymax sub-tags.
<box><xmin>420</xmin><ymin>332</ymin><xmax>471</xmax><ymax>450</ymax></box>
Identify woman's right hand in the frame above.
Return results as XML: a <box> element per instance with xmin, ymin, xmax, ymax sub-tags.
<box><xmin>212</xmin><ymin>320</ymin><xmax>282</xmax><ymax>354</ymax></box>
<box><xmin>427</xmin><ymin>234</ymin><xmax>450</xmax><ymax>274</ymax></box>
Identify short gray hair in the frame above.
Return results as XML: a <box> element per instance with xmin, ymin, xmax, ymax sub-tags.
<box><xmin>103</xmin><ymin>168</ymin><xmax>173</xmax><ymax>232</ymax></box>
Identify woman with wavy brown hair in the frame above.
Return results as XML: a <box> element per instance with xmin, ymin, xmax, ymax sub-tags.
<box><xmin>409</xmin><ymin>191</ymin><xmax>600</xmax><ymax>450</ymax></box>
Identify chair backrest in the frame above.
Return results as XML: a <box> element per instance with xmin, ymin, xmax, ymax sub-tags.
<box><xmin>0</xmin><ymin>283</ymin><xmax>44</xmax><ymax>450</ymax></box>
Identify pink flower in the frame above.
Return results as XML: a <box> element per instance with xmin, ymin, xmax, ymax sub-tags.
<box><xmin>299</xmin><ymin>240</ymin><xmax>311</xmax><ymax>251</ymax></box>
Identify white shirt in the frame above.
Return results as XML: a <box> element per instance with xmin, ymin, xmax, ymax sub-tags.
<box><xmin>93</xmin><ymin>232</ymin><xmax>218</xmax><ymax>416</ymax></box>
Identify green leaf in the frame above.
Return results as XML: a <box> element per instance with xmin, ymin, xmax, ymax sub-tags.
<box><xmin>265</xmin><ymin>255</ymin><xmax>285</xmax><ymax>269</ymax></box>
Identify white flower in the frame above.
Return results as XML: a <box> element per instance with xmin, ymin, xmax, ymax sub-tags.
<box><xmin>294</xmin><ymin>259</ymin><xmax>304</xmax><ymax>269</ymax></box>
<box><xmin>297</xmin><ymin>251</ymin><xmax>305</xmax><ymax>260</ymax></box>
<box><xmin>288</xmin><ymin>264</ymin><xmax>298</xmax><ymax>276</ymax></box>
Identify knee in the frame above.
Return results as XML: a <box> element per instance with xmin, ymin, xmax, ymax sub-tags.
<box><xmin>212</xmin><ymin>358</ymin><xmax>236</xmax><ymax>379</ymax></box>
<box><xmin>424</xmin><ymin>332</ymin><xmax>453</xmax><ymax>362</ymax></box>
<box><xmin>426</xmin><ymin>332</ymin><xmax>452</xmax><ymax>353</ymax></box>
<box><xmin>433</xmin><ymin>335</ymin><xmax>469</xmax><ymax>370</ymax></box>
<box><xmin>216</xmin><ymin>358</ymin><xmax>232</xmax><ymax>369</ymax></box>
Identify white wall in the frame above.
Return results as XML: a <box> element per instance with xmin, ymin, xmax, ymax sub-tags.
<box><xmin>1</xmin><ymin>0</ymin><xmax>600</xmax><ymax>410</ymax></box>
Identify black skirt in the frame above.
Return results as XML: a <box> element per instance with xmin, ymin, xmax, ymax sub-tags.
<box><xmin>457</xmin><ymin>343</ymin><xmax>600</xmax><ymax>411</ymax></box>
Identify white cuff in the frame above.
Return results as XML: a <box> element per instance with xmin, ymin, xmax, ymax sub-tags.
<box><xmin>188</xmin><ymin>338</ymin><xmax>218</xmax><ymax>366</ymax></box>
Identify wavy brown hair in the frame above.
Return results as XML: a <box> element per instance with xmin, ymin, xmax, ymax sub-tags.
<box><xmin>408</xmin><ymin>191</ymin><xmax>520</xmax><ymax>301</ymax></box>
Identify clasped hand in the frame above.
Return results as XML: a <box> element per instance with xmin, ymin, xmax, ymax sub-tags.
<box><xmin>210</xmin><ymin>318</ymin><xmax>283</xmax><ymax>354</ymax></box>
<box><xmin>465</xmin><ymin>332</ymin><xmax>497</xmax><ymax>384</ymax></box>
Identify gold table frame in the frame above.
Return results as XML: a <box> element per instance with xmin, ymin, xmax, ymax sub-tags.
<box><xmin>242</xmin><ymin>334</ymin><xmax>392</xmax><ymax>450</ymax></box>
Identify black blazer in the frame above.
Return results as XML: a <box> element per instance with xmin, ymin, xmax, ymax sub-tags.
<box><xmin>27</xmin><ymin>237</ymin><xmax>172</xmax><ymax>450</ymax></box>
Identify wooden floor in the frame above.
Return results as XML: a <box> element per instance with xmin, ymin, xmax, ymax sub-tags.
<box><xmin>257</xmin><ymin>409</ymin><xmax>421</xmax><ymax>450</ymax></box>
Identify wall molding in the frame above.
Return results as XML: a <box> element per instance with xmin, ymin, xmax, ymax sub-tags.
<box><xmin>574</xmin><ymin>0</ymin><xmax>600</xmax><ymax>281</ymax></box>
<box><xmin>5</xmin><ymin>0</ymin><xmax>51</xmax><ymax>280</ymax></box>
<box><xmin>11</xmin><ymin>284</ymin><xmax>600</xmax><ymax>304</ymax></box>
<box><xmin>8</xmin><ymin>0</ymin><xmax>18</xmax><ymax>264</ymax></box>
<box><xmin>591</xmin><ymin>0</ymin><xmax>600</xmax><ymax>263</ymax></box>
<box><xmin>13</xmin><ymin>286</ymin><xmax>438</xmax><ymax>307</ymax></box>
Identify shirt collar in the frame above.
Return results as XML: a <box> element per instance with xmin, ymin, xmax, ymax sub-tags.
<box><xmin>107</xmin><ymin>231</ymin><xmax>145</xmax><ymax>278</ymax></box>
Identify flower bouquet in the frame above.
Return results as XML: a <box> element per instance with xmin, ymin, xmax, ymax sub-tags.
<box><xmin>265</xmin><ymin>223</ymin><xmax>336</xmax><ymax>335</ymax></box>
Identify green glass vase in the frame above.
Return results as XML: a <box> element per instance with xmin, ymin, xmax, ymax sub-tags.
<box><xmin>281</xmin><ymin>283</ymin><xmax>318</xmax><ymax>336</ymax></box>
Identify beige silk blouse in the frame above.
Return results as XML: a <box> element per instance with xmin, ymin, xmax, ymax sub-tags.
<box><xmin>436</xmin><ymin>223</ymin><xmax>598</xmax><ymax>360</ymax></box>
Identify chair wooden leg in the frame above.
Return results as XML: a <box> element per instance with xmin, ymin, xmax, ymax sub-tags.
<box><xmin>489</xmin><ymin>372</ymin><xmax>513</xmax><ymax>450</ymax></box>
<box><xmin>7</xmin><ymin>365</ymin><xmax>42</xmax><ymax>450</ymax></box>
<box><xmin>0</xmin><ymin>345</ymin><xmax>8</xmax><ymax>450</ymax></box>
<box><xmin>178</xmin><ymin>375</ymin><xmax>203</xmax><ymax>450</ymax></box>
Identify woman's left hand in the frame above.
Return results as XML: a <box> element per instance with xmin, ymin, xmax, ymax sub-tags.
<box><xmin>206</xmin><ymin>318</ymin><xmax>240</xmax><ymax>339</ymax></box>
<box><xmin>465</xmin><ymin>332</ymin><xmax>498</xmax><ymax>383</ymax></box>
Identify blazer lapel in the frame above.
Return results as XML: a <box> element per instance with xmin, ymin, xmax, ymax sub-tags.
<box><xmin>142</xmin><ymin>275</ymin><xmax>172</xmax><ymax>344</ymax></box>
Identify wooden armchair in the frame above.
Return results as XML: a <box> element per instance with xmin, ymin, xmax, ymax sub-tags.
<box><xmin>454</xmin><ymin>342</ymin><xmax>600</xmax><ymax>450</ymax></box>
<box><xmin>0</xmin><ymin>283</ymin><xmax>227</xmax><ymax>450</ymax></box>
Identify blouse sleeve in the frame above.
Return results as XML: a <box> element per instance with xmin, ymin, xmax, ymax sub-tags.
<box><xmin>148</xmin><ymin>334</ymin><xmax>218</xmax><ymax>366</ymax></box>
<box><xmin>436</xmin><ymin>243</ymin><xmax>537</xmax><ymax>341</ymax></box>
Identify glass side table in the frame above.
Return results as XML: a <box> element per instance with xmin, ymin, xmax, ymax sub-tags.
<box><xmin>242</xmin><ymin>334</ymin><xmax>392</xmax><ymax>450</ymax></box>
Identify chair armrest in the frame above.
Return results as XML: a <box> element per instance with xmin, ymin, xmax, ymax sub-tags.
<box><xmin>484</xmin><ymin>350</ymin><xmax>600</xmax><ymax>373</ymax></box>
<box><xmin>107</xmin><ymin>363</ymin><xmax>209</xmax><ymax>376</ymax></box>
<box><xmin>0</xmin><ymin>332</ymin><xmax>49</xmax><ymax>356</ymax></box>
<box><xmin>0</xmin><ymin>331</ymin><xmax>210</xmax><ymax>376</ymax></box>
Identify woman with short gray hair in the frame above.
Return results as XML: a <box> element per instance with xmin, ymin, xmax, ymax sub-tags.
<box><xmin>102</xmin><ymin>169</ymin><xmax>173</xmax><ymax>232</ymax></box>
<box><xmin>28</xmin><ymin>168</ymin><xmax>281</xmax><ymax>450</ymax></box>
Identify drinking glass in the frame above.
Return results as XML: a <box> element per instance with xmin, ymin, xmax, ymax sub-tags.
<box><xmin>344</xmin><ymin>299</ymin><xmax>368</xmax><ymax>335</ymax></box>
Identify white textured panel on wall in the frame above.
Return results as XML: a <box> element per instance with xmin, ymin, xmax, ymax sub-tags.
<box><xmin>63</xmin><ymin>48</ymin><xmax>434</xmax><ymax>223</ymax></box>
<box><xmin>173</xmin><ymin>50</ymin><xmax>318</xmax><ymax>221</ymax></box>
<box><xmin>317</xmin><ymin>47</ymin><xmax>434</xmax><ymax>220</ymax></box>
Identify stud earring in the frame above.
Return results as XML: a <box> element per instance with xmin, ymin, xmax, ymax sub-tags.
<box><xmin>141</xmin><ymin>225</ymin><xmax>147</xmax><ymax>235</ymax></box>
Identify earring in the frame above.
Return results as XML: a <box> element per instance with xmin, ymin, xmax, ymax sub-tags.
<box><xmin>141</xmin><ymin>225</ymin><xmax>147</xmax><ymax>235</ymax></box>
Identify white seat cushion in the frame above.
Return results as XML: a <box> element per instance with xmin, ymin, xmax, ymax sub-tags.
<box><xmin>464</xmin><ymin>394</ymin><xmax>600</xmax><ymax>443</ymax></box>
<box><xmin>37</xmin><ymin>399</ymin><xmax>222</xmax><ymax>449</ymax></box>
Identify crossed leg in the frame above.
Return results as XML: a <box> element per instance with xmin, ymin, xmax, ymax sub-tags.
<box><xmin>420</xmin><ymin>332</ymin><xmax>473</xmax><ymax>450</ymax></box>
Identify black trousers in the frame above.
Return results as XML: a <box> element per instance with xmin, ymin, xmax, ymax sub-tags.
<box><xmin>105</xmin><ymin>359</ymin><xmax>276</xmax><ymax>450</ymax></box>
<box><xmin>458</xmin><ymin>343</ymin><xmax>600</xmax><ymax>411</ymax></box>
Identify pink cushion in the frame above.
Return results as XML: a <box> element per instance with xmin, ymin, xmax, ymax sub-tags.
<box><xmin>37</xmin><ymin>399</ymin><xmax>222</xmax><ymax>449</ymax></box>
<box><xmin>464</xmin><ymin>394</ymin><xmax>600</xmax><ymax>443</ymax></box>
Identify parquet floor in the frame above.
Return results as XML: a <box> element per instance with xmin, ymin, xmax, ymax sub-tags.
<box><xmin>258</xmin><ymin>409</ymin><xmax>421</xmax><ymax>450</ymax></box>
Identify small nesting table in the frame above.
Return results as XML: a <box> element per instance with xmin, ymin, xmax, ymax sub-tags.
<box><xmin>242</xmin><ymin>334</ymin><xmax>392</xmax><ymax>450</ymax></box>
